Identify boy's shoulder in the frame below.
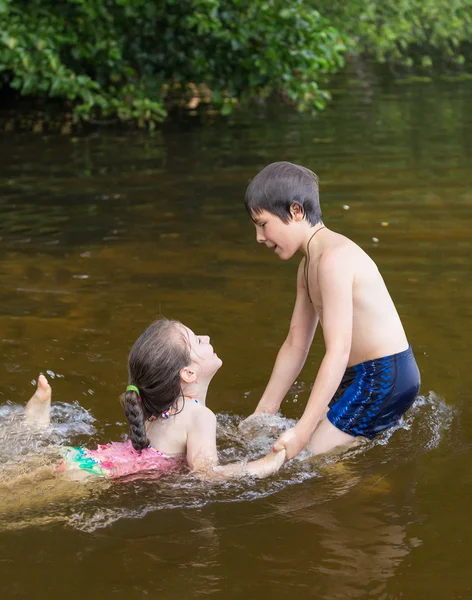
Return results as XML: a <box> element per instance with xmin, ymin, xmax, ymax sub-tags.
<box><xmin>320</xmin><ymin>239</ymin><xmax>355</xmax><ymax>267</ymax></box>
<box><xmin>322</xmin><ymin>232</ymin><xmax>371</xmax><ymax>265</ymax></box>
<box><xmin>297</xmin><ymin>232</ymin><xmax>374</xmax><ymax>287</ymax></box>
<box><xmin>320</xmin><ymin>234</ymin><xmax>380</xmax><ymax>289</ymax></box>
<box><xmin>297</xmin><ymin>232</ymin><xmax>357</xmax><ymax>270</ymax></box>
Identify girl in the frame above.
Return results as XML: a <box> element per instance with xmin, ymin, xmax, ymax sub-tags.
<box><xmin>23</xmin><ymin>319</ymin><xmax>286</xmax><ymax>481</ymax></box>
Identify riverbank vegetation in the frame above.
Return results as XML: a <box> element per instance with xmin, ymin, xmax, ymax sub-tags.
<box><xmin>0</xmin><ymin>0</ymin><xmax>470</xmax><ymax>128</ymax></box>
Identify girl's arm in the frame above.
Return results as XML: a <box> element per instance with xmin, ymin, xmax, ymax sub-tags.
<box><xmin>186</xmin><ymin>405</ymin><xmax>285</xmax><ymax>481</ymax></box>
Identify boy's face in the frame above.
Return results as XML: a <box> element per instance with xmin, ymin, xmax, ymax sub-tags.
<box><xmin>251</xmin><ymin>209</ymin><xmax>300</xmax><ymax>260</ymax></box>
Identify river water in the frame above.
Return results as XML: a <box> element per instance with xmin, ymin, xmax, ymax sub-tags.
<box><xmin>0</xmin><ymin>72</ymin><xmax>471</xmax><ymax>599</ymax></box>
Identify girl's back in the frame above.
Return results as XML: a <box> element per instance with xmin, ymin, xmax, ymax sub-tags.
<box><xmin>145</xmin><ymin>396</ymin><xmax>202</xmax><ymax>456</ymax></box>
<box><xmin>62</xmin><ymin>440</ymin><xmax>183</xmax><ymax>479</ymax></box>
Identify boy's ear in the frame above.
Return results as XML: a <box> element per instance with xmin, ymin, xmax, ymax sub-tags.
<box><xmin>290</xmin><ymin>203</ymin><xmax>304</xmax><ymax>221</ymax></box>
<box><xmin>180</xmin><ymin>366</ymin><xmax>197</xmax><ymax>384</ymax></box>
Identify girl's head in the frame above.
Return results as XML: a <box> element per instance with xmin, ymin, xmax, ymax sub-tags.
<box><xmin>120</xmin><ymin>319</ymin><xmax>222</xmax><ymax>451</ymax></box>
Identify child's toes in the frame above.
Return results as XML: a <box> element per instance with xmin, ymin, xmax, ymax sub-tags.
<box><xmin>37</xmin><ymin>374</ymin><xmax>50</xmax><ymax>393</ymax></box>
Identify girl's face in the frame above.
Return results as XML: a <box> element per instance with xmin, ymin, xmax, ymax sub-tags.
<box><xmin>180</xmin><ymin>325</ymin><xmax>223</xmax><ymax>380</ymax></box>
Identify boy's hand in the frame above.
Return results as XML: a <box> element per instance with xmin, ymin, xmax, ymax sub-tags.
<box><xmin>239</xmin><ymin>412</ymin><xmax>260</xmax><ymax>428</ymax></box>
<box><xmin>239</xmin><ymin>411</ymin><xmax>273</xmax><ymax>430</ymax></box>
<box><xmin>273</xmin><ymin>423</ymin><xmax>311</xmax><ymax>459</ymax></box>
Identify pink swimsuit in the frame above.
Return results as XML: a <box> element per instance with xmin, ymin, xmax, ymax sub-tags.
<box><xmin>61</xmin><ymin>439</ymin><xmax>182</xmax><ymax>479</ymax></box>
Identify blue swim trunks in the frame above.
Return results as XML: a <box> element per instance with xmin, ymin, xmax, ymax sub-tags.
<box><xmin>327</xmin><ymin>346</ymin><xmax>420</xmax><ymax>439</ymax></box>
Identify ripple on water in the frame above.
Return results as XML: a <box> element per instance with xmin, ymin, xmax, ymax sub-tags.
<box><xmin>0</xmin><ymin>392</ymin><xmax>455</xmax><ymax>532</ymax></box>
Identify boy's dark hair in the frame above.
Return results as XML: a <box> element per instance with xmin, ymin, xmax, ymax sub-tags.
<box><xmin>120</xmin><ymin>319</ymin><xmax>190</xmax><ymax>452</ymax></box>
<box><xmin>244</xmin><ymin>161</ymin><xmax>321</xmax><ymax>226</ymax></box>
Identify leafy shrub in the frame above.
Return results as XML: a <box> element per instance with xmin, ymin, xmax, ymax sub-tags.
<box><xmin>0</xmin><ymin>0</ymin><xmax>345</xmax><ymax>127</ymax></box>
<box><xmin>320</xmin><ymin>0</ymin><xmax>472</xmax><ymax>75</ymax></box>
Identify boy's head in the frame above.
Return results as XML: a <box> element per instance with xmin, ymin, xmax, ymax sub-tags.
<box><xmin>244</xmin><ymin>161</ymin><xmax>321</xmax><ymax>226</ymax></box>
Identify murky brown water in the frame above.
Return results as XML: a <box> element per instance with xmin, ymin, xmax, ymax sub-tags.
<box><xmin>0</xmin><ymin>73</ymin><xmax>471</xmax><ymax>599</ymax></box>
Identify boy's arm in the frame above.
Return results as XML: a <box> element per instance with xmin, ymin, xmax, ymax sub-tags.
<box><xmin>187</xmin><ymin>406</ymin><xmax>286</xmax><ymax>480</ymax></box>
<box><xmin>249</xmin><ymin>260</ymin><xmax>318</xmax><ymax>417</ymax></box>
<box><xmin>273</xmin><ymin>249</ymin><xmax>354</xmax><ymax>459</ymax></box>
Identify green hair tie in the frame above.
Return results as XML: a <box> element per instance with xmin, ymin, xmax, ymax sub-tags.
<box><xmin>126</xmin><ymin>385</ymin><xmax>140</xmax><ymax>395</ymax></box>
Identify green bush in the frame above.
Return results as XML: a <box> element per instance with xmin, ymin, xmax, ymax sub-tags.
<box><xmin>2</xmin><ymin>0</ymin><xmax>470</xmax><ymax>129</ymax></box>
<box><xmin>320</xmin><ymin>0</ymin><xmax>472</xmax><ymax>74</ymax></box>
<box><xmin>0</xmin><ymin>0</ymin><xmax>346</xmax><ymax>128</ymax></box>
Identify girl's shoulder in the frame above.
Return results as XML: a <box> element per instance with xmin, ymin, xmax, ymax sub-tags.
<box><xmin>147</xmin><ymin>398</ymin><xmax>215</xmax><ymax>456</ymax></box>
<box><xmin>179</xmin><ymin>397</ymin><xmax>215</xmax><ymax>422</ymax></box>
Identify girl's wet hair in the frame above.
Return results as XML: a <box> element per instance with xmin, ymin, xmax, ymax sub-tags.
<box><xmin>245</xmin><ymin>161</ymin><xmax>321</xmax><ymax>226</ymax></box>
<box><xmin>120</xmin><ymin>319</ymin><xmax>190</xmax><ymax>452</ymax></box>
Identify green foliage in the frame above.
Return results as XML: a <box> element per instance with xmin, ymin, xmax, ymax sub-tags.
<box><xmin>2</xmin><ymin>0</ymin><xmax>469</xmax><ymax>129</ymax></box>
<box><xmin>0</xmin><ymin>0</ymin><xmax>346</xmax><ymax>127</ymax></box>
<box><xmin>173</xmin><ymin>1</ymin><xmax>346</xmax><ymax>111</ymax></box>
<box><xmin>320</xmin><ymin>0</ymin><xmax>472</xmax><ymax>74</ymax></box>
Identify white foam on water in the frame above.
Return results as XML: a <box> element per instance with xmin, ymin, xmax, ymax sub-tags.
<box><xmin>0</xmin><ymin>392</ymin><xmax>455</xmax><ymax>533</ymax></box>
<box><xmin>0</xmin><ymin>401</ymin><xmax>97</xmax><ymax>464</ymax></box>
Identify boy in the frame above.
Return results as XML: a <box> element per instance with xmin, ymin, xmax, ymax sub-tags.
<box><xmin>244</xmin><ymin>161</ymin><xmax>420</xmax><ymax>459</ymax></box>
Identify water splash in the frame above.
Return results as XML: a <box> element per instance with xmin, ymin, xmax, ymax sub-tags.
<box><xmin>0</xmin><ymin>392</ymin><xmax>455</xmax><ymax>533</ymax></box>
<box><xmin>0</xmin><ymin>400</ymin><xmax>97</xmax><ymax>462</ymax></box>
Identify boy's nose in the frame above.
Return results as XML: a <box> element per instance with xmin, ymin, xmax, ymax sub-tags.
<box><xmin>201</xmin><ymin>335</ymin><xmax>210</xmax><ymax>343</ymax></box>
<box><xmin>256</xmin><ymin>230</ymin><xmax>266</xmax><ymax>243</ymax></box>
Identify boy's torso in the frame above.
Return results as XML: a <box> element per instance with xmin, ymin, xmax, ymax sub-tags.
<box><xmin>303</xmin><ymin>231</ymin><xmax>409</xmax><ymax>367</ymax></box>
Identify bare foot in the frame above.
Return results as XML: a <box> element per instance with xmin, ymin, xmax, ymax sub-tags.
<box><xmin>24</xmin><ymin>374</ymin><xmax>52</xmax><ymax>428</ymax></box>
